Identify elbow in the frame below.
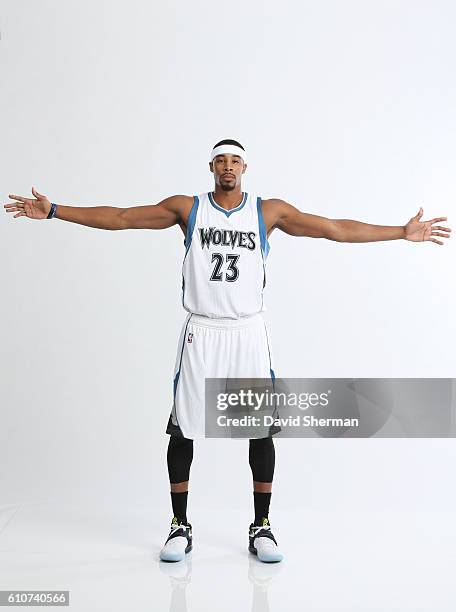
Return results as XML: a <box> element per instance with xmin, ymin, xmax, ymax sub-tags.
<box><xmin>115</xmin><ymin>209</ymin><xmax>129</xmax><ymax>230</ymax></box>
<box><xmin>326</xmin><ymin>220</ymin><xmax>345</xmax><ymax>242</ymax></box>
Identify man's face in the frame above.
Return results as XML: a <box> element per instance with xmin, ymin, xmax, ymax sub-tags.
<box><xmin>209</xmin><ymin>154</ymin><xmax>247</xmax><ymax>191</ymax></box>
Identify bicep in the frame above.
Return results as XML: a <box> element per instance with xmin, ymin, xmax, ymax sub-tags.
<box><xmin>275</xmin><ymin>201</ymin><xmax>338</xmax><ymax>239</ymax></box>
<box><xmin>118</xmin><ymin>195</ymin><xmax>186</xmax><ymax>230</ymax></box>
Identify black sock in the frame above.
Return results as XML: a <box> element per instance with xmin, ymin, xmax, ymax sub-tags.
<box><xmin>253</xmin><ymin>491</ymin><xmax>271</xmax><ymax>525</ymax></box>
<box><xmin>170</xmin><ymin>491</ymin><xmax>188</xmax><ymax>524</ymax></box>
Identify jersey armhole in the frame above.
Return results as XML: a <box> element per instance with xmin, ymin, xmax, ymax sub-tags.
<box><xmin>184</xmin><ymin>195</ymin><xmax>200</xmax><ymax>252</ymax></box>
<box><xmin>256</xmin><ymin>197</ymin><xmax>270</xmax><ymax>258</ymax></box>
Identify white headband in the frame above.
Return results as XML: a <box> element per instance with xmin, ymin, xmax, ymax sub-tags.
<box><xmin>210</xmin><ymin>144</ymin><xmax>247</xmax><ymax>164</ymax></box>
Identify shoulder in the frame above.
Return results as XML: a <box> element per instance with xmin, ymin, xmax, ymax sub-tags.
<box><xmin>157</xmin><ymin>195</ymin><xmax>196</xmax><ymax>233</ymax></box>
<box><xmin>162</xmin><ymin>194</ymin><xmax>195</xmax><ymax>210</ymax></box>
<box><xmin>260</xmin><ymin>198</ymin><xmax>289</xmax><ymax>211</ymax></box>
<box><xmin>161</xmin><ymin>194</ymin><xmax>196</xmax><ymax>218</ymax></box>
<box><xmin>258</xmin><ymin>197</ymin><xmax>292</xmax><ymax>222</ymax></box>
<box><xmin>256</xmin><ymin>198</ymin><xmax>291</xmax><ymax>235</ymax></box>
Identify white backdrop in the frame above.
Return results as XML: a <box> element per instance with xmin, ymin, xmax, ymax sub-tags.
<box><xmin>1</xmin><ymin>0</ymin><xmax>456</xmax><ymax>522</ymax></box>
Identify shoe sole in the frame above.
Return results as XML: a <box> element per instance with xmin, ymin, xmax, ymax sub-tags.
<box><xmin>160</xmin><ymin>543</ymin><xmax>193</xmax><ymax>562</ymax></box>
<box><xmin>248</xmin><ymin>544</ymin><xmax>283</xmax><ymax>563</ymax></box>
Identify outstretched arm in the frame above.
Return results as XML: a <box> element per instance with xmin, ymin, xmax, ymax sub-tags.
<box><xmin>264</xmin><ymin>199</ymin><xmax>451</xmax><ymax>245</ymax></box>
<box><xmin>4</xmin><ymin>187</ymin><xmax>193</xmax><ymax>231</ymax></box>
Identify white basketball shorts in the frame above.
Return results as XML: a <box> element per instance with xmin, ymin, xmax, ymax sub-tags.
<box><xmin>165</xmin><ymin>312</ymin><xmax>279</xmax><ymax>440</ymax></box>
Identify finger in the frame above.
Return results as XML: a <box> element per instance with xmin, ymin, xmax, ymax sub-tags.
<box><xmin>431</xmin><ymin>232</ymin><xmax>450</xmax><ymax>238</ymax></box>
<box><xmin>32</xmin><ymin>186</ymin><xmax>46</xmax><ymax>198</ymax></box>
<box><xmin>428</xmin><ymin>217</ymin><xmax>448</xmax><ymax>224</ymax></box>
<box><xmin>13</xmin><ymin>211</ymin><xmax>27</xmax><ymax>218</ymax></box>
<box><xmin>429</xmin><ymin>238</ymin><xmax>443</xmax><ymax>245</ymax></box>
<box><xmin>4</xmin><ymin>206</ymin><xmax>21</xmax><ymax>213</ymax></box>
<box><xmin>431</xmin><ymin>226</ymin><xmax>451</xmax><ymax>231</ymax></box>
<box><xmin>415</xmin><ymin>206</ymin><xmax>424</xmax><ymax>219</ymax></box>
<box><xmin>8</xmin><ymin>194</ymin><xmax>27</xmax><ymax>203</ymax></box>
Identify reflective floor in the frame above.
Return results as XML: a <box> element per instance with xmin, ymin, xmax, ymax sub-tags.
<box><xmin>0</xmin><ymin>502</ymin><xmax>454</xmax><ymax>611</ymax></box>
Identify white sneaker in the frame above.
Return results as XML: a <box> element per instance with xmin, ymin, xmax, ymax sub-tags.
<box><xmin>159</xmin><ymin>516</ymin><xmax>193</xmax><ymax>562</ymax></box>
<box><xmin>248</xmin><ymin>518</ymin><xmax>284</xmax><ymax>563</ymax></box>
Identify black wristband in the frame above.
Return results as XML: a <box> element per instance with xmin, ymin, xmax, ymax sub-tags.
<box><xmin>47</xmin><ymin>202</ymin><xmax>57</xmax><ymax>219</ymax></box>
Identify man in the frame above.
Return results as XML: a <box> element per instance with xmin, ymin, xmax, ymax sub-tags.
<box><xmin>5</xmin><ymin>139</ymin><xmax>451</xmax><ymax>564</ymax></box>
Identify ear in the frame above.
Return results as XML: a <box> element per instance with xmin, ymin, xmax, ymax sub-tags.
<box><xmin>242</xmin><ymin>163</ymin><xmax>247</xmax><ymax>174</ymax></box>
<box><xmin>209</xmin><ymin>161</ymin><xmax>213</xmax><ymax>172</ymax></box>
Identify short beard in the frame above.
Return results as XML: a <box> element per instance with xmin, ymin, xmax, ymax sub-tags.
<box><xmin>220</xmin><ymin>182</ymin><xmax>235</xmax><ymax>191</ymax></box>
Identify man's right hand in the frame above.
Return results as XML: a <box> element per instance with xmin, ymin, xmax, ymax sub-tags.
<box><xmin>4</xmin><ymin>187</ymin><xmax>51</xmax><ymax>220</ymax></box>
<box><xmin>4</xmin><ymin>190</ymin><xmax>192</xmax><ymax>231</ymax></box>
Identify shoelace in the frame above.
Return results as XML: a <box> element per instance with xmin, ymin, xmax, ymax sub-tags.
<box><xmin>168</xmin><ymin>521</ymin><xmax>190</xmax><ymax>537</ymax></box>
<box><xmin>250</xmin><ymin>523</ymin><xmax>271</xmax><ymax>538</ymax></box>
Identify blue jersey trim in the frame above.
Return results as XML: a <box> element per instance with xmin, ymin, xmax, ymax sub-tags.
<box><xmin>182</xmin><ymin>196</ymin><xmax>199</xmax><ymax>306</ymax></box>
<box><xmin>270</xmin><ymin>368</ymin><xmax>276</xmax><ymax>385</ymax></box>
<box><xmin>208</xmin><ymin>191</ymin><xmax>248</xmax><ymax>217</ymax></box>
<box><xmin>173</xmin><ymin>314</ymin><xmax>193</xmax><ymax>400</ymax></box>
<box><xmin>263</xmin><ymin>321</ymin><xmax>276</xmax><ymax>391</ymax></box>
<box><xmin>184</xmin><ymin>195</ymin><xmax>199</xmax><ymax>253</ymax></box>
<box><xmin>256</xmin><ymin>197</ymin><xmax>270</xmax><ymax>259</ymax></box>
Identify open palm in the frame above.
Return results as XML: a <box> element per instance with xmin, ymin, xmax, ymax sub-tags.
<box><xmin>404</xmin><ymin>207</ymin><xmax>451</xmax><ymax>245</ymax></box>
<box><xmin>4</xmin><ymin>187</ymin><xmax>51</xmax><ymax>220</ymax></box>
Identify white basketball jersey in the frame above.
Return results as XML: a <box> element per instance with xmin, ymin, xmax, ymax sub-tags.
<box><xmin>181</xmin><ymin>191</ymin><xmax>270</xmax><ymax>319</ymax></box>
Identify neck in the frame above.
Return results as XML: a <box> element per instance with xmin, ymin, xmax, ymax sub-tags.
<box><xmin>212</xmin><ymin>186</ymin><xmax>244</xmax><ymax>210</ymax></box>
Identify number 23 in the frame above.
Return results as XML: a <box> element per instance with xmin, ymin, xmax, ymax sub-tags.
<box><xmin>210</xmin><ymin>253</ymin><xmax>240</xmax><ymax>282</ymax></box>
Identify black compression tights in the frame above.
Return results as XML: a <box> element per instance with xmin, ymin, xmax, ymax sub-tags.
<box><xmin>249</xmin><ymin>436</ymin><xmax>275</xmax><ymax>482</ymax></box>
<box><xmin>167</xmin><ymin>435</ymin><xmax>194</xmax><ymax>484</ymax></box>
<box><xmin>166</xmin><ymin>435</ymin><xmax>275</xmax><ymax>484</ymax></box>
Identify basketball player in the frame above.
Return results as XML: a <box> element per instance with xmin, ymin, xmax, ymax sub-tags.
<box><xmin>5</xmin><ymin>139</ymin><xmax>451</xmax><ymax>564</ymax></box>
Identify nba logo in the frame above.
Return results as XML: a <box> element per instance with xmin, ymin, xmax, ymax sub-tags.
<box><xmin>187</xmin><ymin>332</ymin><xmax>193</xmax><ymax>343</ymax></box>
